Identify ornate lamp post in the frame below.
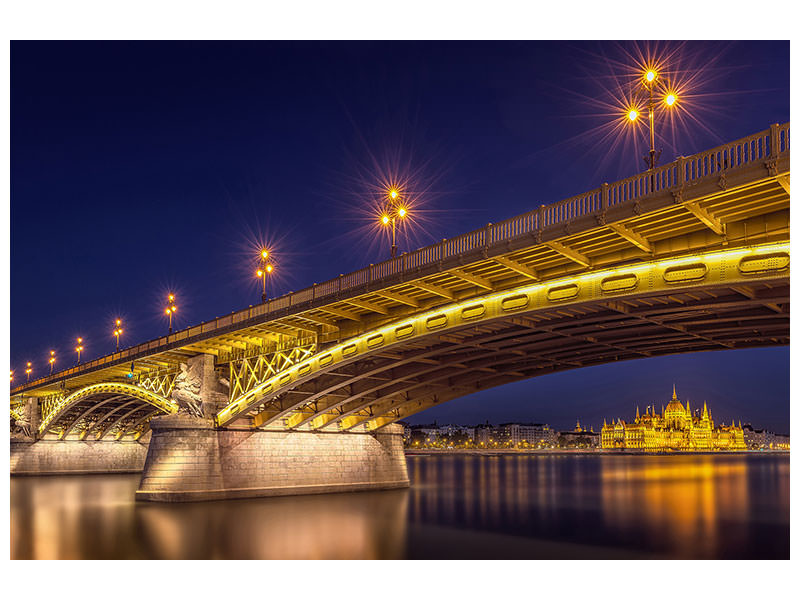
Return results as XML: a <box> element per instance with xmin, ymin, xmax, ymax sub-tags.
<box><xmin>256</xmin><ymin>249</ymin><xmax>274</xmax><ymax>303</ymax></box>
<box><xmin>380</xmin><ymin>188</ymin><xmax>409</xmax><ymax>259</ymax></box>
<box><xmin>49</xmin><ymin>350</ymin><xmax>56</xmax><ymax>375</ymax></box>
<box><xmin>165</xmin><ymin>294</ymin><xmax>178</xmax><ymax>333</ymax></box>
<box><xmin>113</xmin><ymin>319</ymin><xmax>124</xmax><ymax>352</ymax></box>
<box><xmin>627</xmin><ymin>66</ymin><xmax>679</xmax><ymax>172</ymax></box>
<box><xmin>75</xmin><ymin>337</ymin><xmax>84</xmax><ymax>364</ymax></box>
<box><xmin>25</xmin><ymin>362</ymin><xmax>32</xmax><ymax>383</ymax></box>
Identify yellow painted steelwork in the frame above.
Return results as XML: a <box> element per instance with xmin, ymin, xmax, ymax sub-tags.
<box><xmin>37</xmin><ymin>382</ymin><xmax>178</xmax><ymax>435</ymax></box>
<box><xmin>216</xmin><ymin>241</ymin><xmax>789</xmax><ymax>428</ymax></box>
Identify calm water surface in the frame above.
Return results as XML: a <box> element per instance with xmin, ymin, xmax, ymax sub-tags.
<box><xmin>10</xmin><ymin>453</ymin><xmax>788</xmax><ymax>559</ymax></box>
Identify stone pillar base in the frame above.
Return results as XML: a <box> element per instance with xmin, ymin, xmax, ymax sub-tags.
<box><xmin>11</xmin><ymin>438</ymin><xmax>149</xmax><ymax>475</ymax></box>
<box><xmin>135</xmin><ymin>415</ymin><xmax>409</xmax><ymax>502</ymax></box>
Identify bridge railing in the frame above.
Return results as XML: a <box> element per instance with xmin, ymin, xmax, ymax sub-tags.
<box><xmin>14</xmin><ymin>123</ymin><xmax>789</xmax><ymax>394</ymax></box>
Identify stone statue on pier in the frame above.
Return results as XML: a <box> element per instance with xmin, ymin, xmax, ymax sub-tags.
<box><xmin>171</xmin><ymin>361</ymin><xmax>205</xmax><ymax>418</ymax></box>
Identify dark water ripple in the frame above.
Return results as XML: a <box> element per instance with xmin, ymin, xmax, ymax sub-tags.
<box><xmin>10</xmin><ymin>453</ymin><xmax>788</xmax><ymax>559</ymax></box>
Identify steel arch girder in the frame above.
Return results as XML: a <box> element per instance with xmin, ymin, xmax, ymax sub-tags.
<box><xmin>38</xmin><ymin>382</ymin><xmax>179</xmax><ymax>436</ymax></box>
<box><xmin>216</xmin><ymin>242</ymin><xmax>790</xmax><ymax>428</ymax></box>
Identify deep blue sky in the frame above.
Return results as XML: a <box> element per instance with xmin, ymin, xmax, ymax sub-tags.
<box><xmin>10</xmin><ymin>41</ymin><xmax>789</xmax><ymax>432</ymax></box>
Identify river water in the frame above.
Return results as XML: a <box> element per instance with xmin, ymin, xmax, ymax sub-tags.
<box><xmin>10</xmin><ymin>453</ymin><xmax>788</xmax><ymax>559</ymax></box>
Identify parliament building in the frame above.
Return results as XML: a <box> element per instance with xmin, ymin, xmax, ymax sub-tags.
<box><xmin>601</xmin><ymin>385</ymin><xmax>746</xmax><ymax>451</ymax></box>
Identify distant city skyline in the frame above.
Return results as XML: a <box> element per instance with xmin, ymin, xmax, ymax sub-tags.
<box><xmin>403</xmin><ymin>347</ymin><xmax>788</xmax><ymax>433</ymax></box>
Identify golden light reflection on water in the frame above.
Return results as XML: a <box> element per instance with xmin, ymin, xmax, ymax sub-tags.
<box><xmin>11</xmin><ymin>476</ymin><xmax>408</xmax><ymax>560</ymax></box>
<box><xmin>406</xmin><ymin>453</ymin><xmax>789</xmax><ymax>559</ymax></box>
<box><xmin>10</xmin><ymin>454</ymin><xmax>789</xmax><ymax>559</ymax></box>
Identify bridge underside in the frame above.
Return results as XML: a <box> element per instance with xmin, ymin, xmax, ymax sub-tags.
<box><xmin>42</xmin><ymin>394</ymin><xmax>166</xmax><ymax>441</ymax></box>
<box><xmin>244</xmin><ymin>278</ymin><xmax>788</xmax><ymax>433</ymax></box>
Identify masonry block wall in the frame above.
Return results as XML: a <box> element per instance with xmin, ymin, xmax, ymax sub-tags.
<box><xmin>136</xmin><ymin>415</ymin><xmax>409</xmax><ymax>502</ymax></box>
<box><xmin>11</xmin><ymin>439</ymin><xmax>149</xmax><ymax>475</ymax></box>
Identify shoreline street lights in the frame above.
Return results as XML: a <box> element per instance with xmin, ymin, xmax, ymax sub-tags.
<box><xmin>256</xmin><ymin>249</ymin><xmax>274</xmax><ymax>303</ymax></box>
<box><xmin>25</xmin><ymin>362</ymin><xmax>32</xmax><ymax>383</ymax></box>
<box><xmin>75</xmin><ymin>338</ymin><xmax>84</xmax><ymax>364</ymax></box>
<box><xmin>49</xmin><ymin>350</ymin><xmax>56</xmax><ymax>375</ymax></box>
<box><xmin>10</xmin><ymin>370</ymin><xmax>13</xmax><ymax>384</ymax></box>
<box><xmin>113</xmin><ymin>319</ymin><xmax>124</xmax><ymax>352</ymax></box>
<box><xmin>627</xmin><ymin>66</ymin><xmax>678</xmax><ymax>172</ymax></box>
<box><xmin>165</xmin><ymin>294</ymin><xmax>177</xmax><ymax>334</ymax></box>
<box><xmin>380</xmin><ymin>188</ymin><xmax>409</xmax><ymax>259</ymax></box>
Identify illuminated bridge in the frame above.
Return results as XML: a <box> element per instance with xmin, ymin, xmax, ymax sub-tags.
<box><xmin>10</xmin><ymin>123</ymin><xmax>790</xmax><ymax>500</ymax></box>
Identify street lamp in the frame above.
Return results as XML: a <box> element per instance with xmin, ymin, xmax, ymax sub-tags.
<box><xmin>25</xmin><ymin>362</ymin><xmax>32</xmax><ymax>383</ymax></box>
<box><xmin>10</xmin><ymin>370</ymin><xmax>13</xmax><ymax>383</ymax></box>
<box><xmin>379</xmin><ymin>188</ymin><xmax>409</xmax><ymax>259</ymax></box>
<box><xmin>75</xmin><ymin>337</ymin><xmax>84</xmax><ymax>364</ymax></box>
<box><xmin>49</xmin><ymin>350</ymin><xmax>56</xmax><ymax>375</ymax></box>
<box><xmin>165</xmin><ymin>294</ymin><xmax>177</xmax><ymax>333</ymax></box>
<box><xmin>113</xmin><ymin>319</ymin><xmax>123</xmax><ymax>352</ymax></box>
<box><xmin>256</xmin><ymin>249</ymin><xmax>274</xmax><ymax>303</ymax></box>
<box><xmin>626</xmin><ymin>65</ymin><xmax>679</xmax><ymax>171</ymax></box>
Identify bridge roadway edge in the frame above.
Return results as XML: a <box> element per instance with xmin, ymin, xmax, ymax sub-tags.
<box><xmin>134</xmin><ymin>414</ymin><xmax>409</xmax><ymax>502</ymax></box>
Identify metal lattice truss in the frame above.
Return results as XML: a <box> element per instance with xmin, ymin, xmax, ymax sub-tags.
<box><xmin>37</xmin><ymin>382</ymin><xmax>179</xmax><ymax>440</ymax></box>
<box><xmin>216</xmin><ymin>242</ymin><xmax>789</xmax><ymax>431</ymax></box>
<box><xmin>10</xmin><ymin>398</ymin><xmax>26</xmax><ymax>422</ymax></box>
<box><xmin>229</xmin><ymin>343</ymin><xmax>317</xmax><ymax>404</ymax></box>
<box><xmin>137</xmin><ymin>367</ymin><xmax>180</xmax><ymax>398</ymax></box>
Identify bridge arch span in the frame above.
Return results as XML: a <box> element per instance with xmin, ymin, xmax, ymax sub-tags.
<box><xmin>217</xmin><ymin>242</ymin><xmax>789</xmax><ymax>431</ymax></box>
<box><xmin>38</xmin><ymin>382</ymin><xmax>178</xmax><ymax>440</ymax></box>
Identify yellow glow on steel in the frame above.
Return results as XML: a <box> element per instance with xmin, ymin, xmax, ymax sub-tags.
<box><xmin>665</xmin><ymin>93</ymin><xmax>677</xmax><ymax>106</ymax></box>
<box><xmin>217</xmin><ymin>241</ymin><xmax>790</xmax><ymax>427</ymax></box>
<box><xmin>37</xmin><ymin>382</ymin><xmax>179</xmax><ymax>434</ymax></box>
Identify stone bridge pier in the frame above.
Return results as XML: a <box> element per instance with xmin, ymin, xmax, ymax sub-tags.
<box><xmin>136</xmin><ymin>355</ymin><xmax>410</xmax><ymax>502</ymax></box>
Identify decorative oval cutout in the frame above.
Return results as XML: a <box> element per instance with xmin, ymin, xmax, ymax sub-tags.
<box><xmin>366</xmin><ymin>334</ymin><xmax>384</xmax><ymax>348</ymax></box>
<box><xmin>461</xmin><ymin>303</ymin><xmax>486</xmax><ymax>320</ymax></box>
<box><xmin>319</xmin><ymin>353</ymin><xmax>333</xmax><ymax>367</ymax></box>
<box><xmin>501</xmin><ymin>294</ymin><xmax>529</xmax><ymax>311</ymax></box>
<box><xmin>664</xmin><ymin>263</ymin><xmax>707</xmax><ymax>283</ymax></box>
<box><xmin>739</xmin><ymin>252</ymin><xmax>790</xmax><ymax>274</ymax></box>
<box><xmin>395</xmin><ymin>323</ymin><xmax>414</xmax><ymax>339</ymax></box>
<box><xmin>547</xmin><ymin>283</ymin><xmax>579</xmax><ymax>301</ymax></box>
<box><xmin>342</xmin><ymin>344</ymin><xmax>357</xmax><ymax>357</ymax></box>
<box><xmin>426</xmin><ymin>314</ymin><xmax>448</xmax><ymax>330</ymax></box>
<box><xmin>228</xmin><ymin>403</ymin><xmax>241</xmax><ymax>415</ymax></box>
<box><xmin>297</xmin><ymin>363</ymin><xmax>311</xmax><ymax>376</ymax></box>
<box><xmin>279</xmin><ymin>373</ymin><xmax>292</xmax><ymax>385</ymax></box>
<box><xmin>601</xmin><ymin>273</ymin><xmax>638</xmax><ymax>293</ymax></box>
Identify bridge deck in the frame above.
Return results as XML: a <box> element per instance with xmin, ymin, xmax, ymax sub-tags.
<box><xmin>11</xmin><ymin>123</ymin><xmax>790</xmax><ymax>403</ymax></box>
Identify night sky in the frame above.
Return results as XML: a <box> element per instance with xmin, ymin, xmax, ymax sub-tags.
<box><xmin>10</xmin><ymin>41</ymin><xmax>790</xmax><ymax>433</ymax></box>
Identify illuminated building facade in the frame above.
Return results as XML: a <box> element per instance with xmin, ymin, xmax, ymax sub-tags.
<box><xmin>601</xmin><ymin>386</ymin><xmax>746</xmax><ymax>451</ymax></box>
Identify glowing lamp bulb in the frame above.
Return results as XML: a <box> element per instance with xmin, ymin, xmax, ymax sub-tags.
<box><xmin>397</xmin><ymin>207</ymin><xmax>407</xmax><ymax>218</ymax></box>
<box><xmin>261</xmin><ymin>249</ymin><xmax>269</xmax><ymax>259</ymax></box>
<box><xmin>628</xmin><ymin>109</ymin><xmax>639</xmax><ymax>122</ymax></box>
<box><xmin>257</xmin><ymin>269</ymin><xmax>264</xmax><ymax>277</ymax></box>
<box><xmin>266</xmin><ymin>264</ymin><xmax>273</xmax><ymax>273</ymax></box>
<box><xmin>381</xmin><ymin>215</ymin><xmax>390</xmax><ymax>225</ymax></box>
<box><xmin>645</xmin><ymin>70</ymin><xmax>656</xmax><ymax>83</ymax></box>
<box><xmin>389</xmin><ymin>189</ymin><xmax>398</xmax><ymax>199</ymax></box>
<box><xmin>665</xmin><ymin>93</ymin><xmax>677</xmax><ymax>106</ymax></box>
